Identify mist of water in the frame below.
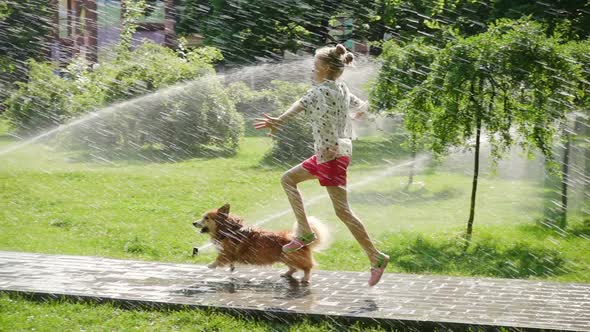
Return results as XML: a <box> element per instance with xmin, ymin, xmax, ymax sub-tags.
<box><xmin>0</xmin><ymin>56</ymin><xmax>383</xmax><ymax>158</ymax></box>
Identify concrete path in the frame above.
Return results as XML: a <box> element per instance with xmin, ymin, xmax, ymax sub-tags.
<box><xmin>0</xmin><ymin>251</ymin><xmax>588</xmax><ymax>331</ymax></box>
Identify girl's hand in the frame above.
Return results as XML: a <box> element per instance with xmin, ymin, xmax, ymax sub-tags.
<box><xmin>253</xmin><ymin>113</ymin><xmax>282</xmax><ymax>137</ymax></box>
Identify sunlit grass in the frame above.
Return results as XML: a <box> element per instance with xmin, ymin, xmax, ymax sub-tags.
<box><xmin>0</xmin><ymin>128</ymin><xmax>587</xmax><ymax>282</ymax></box>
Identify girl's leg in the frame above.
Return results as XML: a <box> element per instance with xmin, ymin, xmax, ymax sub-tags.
<box><xmin>281</xmin><ymin>163</ymin><xmax>316</xmax><ymax>236</ymax></box>
<box><xmin>326</xmin><ymin>185</ymin><xmax>383</xmax><ymax>266</ymax></box>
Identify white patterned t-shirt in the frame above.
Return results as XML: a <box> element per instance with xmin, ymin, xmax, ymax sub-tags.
<box><xmin>299</xmin><ymin>79</ymin><xmax>367</xmax><ymax>164</ymax></box>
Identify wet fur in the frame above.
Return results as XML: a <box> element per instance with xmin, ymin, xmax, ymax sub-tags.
<box><xmin>193</xmin><ymin>204</ymin><xmax>326</xmax><ymax>283</ymax></box>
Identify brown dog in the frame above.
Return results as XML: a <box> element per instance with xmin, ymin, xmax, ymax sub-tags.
<box><xmin>193</xmin><ymin>204</ymin><xmax>329</xmax><ymax>283</ymax></box>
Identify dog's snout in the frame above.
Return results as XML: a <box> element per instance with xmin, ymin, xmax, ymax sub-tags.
<box><xmin>192</xmin><ymin>220</ymin><xmax>202</xmax><ymax>227</ymax></box>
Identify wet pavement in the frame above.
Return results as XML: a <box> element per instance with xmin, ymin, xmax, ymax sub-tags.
<box><xmin>0</xmin><ymin>251</ymin><xmax>588</xmax><ymax>331</ymax></box>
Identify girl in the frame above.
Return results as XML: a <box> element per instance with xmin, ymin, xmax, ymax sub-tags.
<box><xmin>254</xmin><ymin>44</ymin><xmax>389</xmax><ymax>286</ymax></box>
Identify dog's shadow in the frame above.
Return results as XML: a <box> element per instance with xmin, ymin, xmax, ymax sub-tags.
<box><xmin>175</xmin><ymin>275</ymin><xmax>312</xmax><ymax>300</ymax></box>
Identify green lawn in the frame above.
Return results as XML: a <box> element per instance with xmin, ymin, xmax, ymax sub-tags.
<box><xmin>0</xmin><ymin>118</ymin><xmax>588</xmax><ymax>330</ymax></box>
<box><xmin>0</xmin><ymin>294</ymin><xmax>391</xmax><ymax>332</ymax></box>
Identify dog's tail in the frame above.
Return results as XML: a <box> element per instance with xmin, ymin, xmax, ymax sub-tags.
<box><xmin>293</xmin><ymin>216</ymin><xmax>332</xmax><ymax>252</ymax></box>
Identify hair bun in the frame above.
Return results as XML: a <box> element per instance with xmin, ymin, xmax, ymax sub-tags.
<box><xmin>335</xmin><ymin>44</ymin><xmax>347</xmax><ymax>55</ymax></box>
<box><xmin>343</xmin><ymin>52</ymin><xmax>355</xmax><ymax>65</ymax></box>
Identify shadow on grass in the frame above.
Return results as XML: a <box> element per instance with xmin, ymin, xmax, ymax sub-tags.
<box><xmin>569</xmin><ymin>218</ymin><xmax>590</xmax><ymax>238</ymax></box>
<box><xmin>517</xmin><ymin>216</ymin><xmax>590</xmax><ymax>240</ymax></box>
<box><xmin>352</xmin><ymin>136</ymin><xmax>411</xmax><ymax>165</ymax></box>
<box><xmin>58</xmin><ymin>145</ymin><xmax>238</xmax><ymax>165</ymax></box>
<box><xmin>385</xmin><ymin>235</ymin><xmax>567</xmax><ymax>279</ymax></box>
<box><xmin>349</xmin><ymin>186</ymin><xmax>461</xmax><ymax>206</ymax></box>
<box><xmin>0</xmin><ymin>134</ymin><xmax>15</xmax><ymax>144</ymax></box>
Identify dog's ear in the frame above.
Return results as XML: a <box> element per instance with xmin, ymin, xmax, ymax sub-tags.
<box><xmin>218</xmin><ymin>203</ymin><xmax>230</xmax><ymax>216</ymax></box>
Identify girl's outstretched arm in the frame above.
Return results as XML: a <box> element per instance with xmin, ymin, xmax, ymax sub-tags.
<box><xmin>277</xmin><ymin>99</ymin><xmax>305</xmax><ymax>123</ymax></box>
<box><xmin>253</xmin><ymin>100</ymin><xmax>305</xmax><ymax>136</ymax></box>
<box><xmin>350</xmin><ymin>93</ymin><xmax>370</xmax><ymax>120</ymax></box>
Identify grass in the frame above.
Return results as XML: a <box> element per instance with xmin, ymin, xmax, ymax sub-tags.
<box><xmin>0</xmin><ymin>118</ymin><xmax>588</xmax><ymax>330</ymax></box>
<box><xmin>0</xmin><ymin>294</ymin><xmax>514</xmax><ymax>332</ymax></box>
<box><xmin>0</xmin><ymin>294</ymin><xmax>392</xmax><ymax>332</ymax></box>
<box><xmin>2</xmin><ymin>136</ymin><xmax>573</xmax><ymax>268</ymax></box>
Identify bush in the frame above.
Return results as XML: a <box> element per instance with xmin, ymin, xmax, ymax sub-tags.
<box><xmin>4</xmin><ymin>60</ymin><xmax>77</xmax><ymax>132</ymax></box>
<box><xmin>225</xmin><ymin>80</ymin><xmax>313</xmax><ymax>164</ymax></box>
<box><xmin>64</xmin><ymin>77</ymin><xmax>243</xmax><ymax>158</ymax></box>
<box><xmin>4</xmin><ymin>43</ymin><xmax>244</xmax><ymax>158</ymax></box>
<box><xmin>259</xmin><ymin>81</ymin><xmax>314</xmax><ymax>164</ymax></box>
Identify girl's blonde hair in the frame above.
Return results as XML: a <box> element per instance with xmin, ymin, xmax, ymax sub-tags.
<box><xmin>315</xmin><ymin>44</ymin><xmax>355</xmax><ymax>79</ymax></box>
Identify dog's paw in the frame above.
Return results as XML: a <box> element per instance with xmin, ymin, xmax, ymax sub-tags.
<box><xmin>207</xmin><ymin>262</ymin><xmax>218</xmax><ymax>269</ymax></box>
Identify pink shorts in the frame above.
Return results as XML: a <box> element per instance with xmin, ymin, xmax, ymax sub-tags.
<box><xmin>302</xmin><ymin>155</ymin><xmax>351</xmax><ymax>187</ymax></box>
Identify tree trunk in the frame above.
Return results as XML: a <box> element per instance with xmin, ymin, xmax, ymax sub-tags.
<box><xmin>559</xmin><ymin>124</ymin><xmax>571</xmax><ymax>228</ymax></box>
<box><xmin>407</xmin><ymin>148</ymin><xmax>416</xmax><ymax>187</ymax></box>
<box><xmin>583</xmin><ymin>117</ymin><xmax>590</xmax><ymax>220</ymax></box>
<box><xmin>85</xmin><ymin>0</ymin><xmax>98</xmax><ymax>64</ymax></box>
<box><xmin>164</xmin><ymin>0</ymin><xmax>176</xmax><ymax>48</ymax></box>
<box><xmin>466</xmin><ymin>115</ymin><xmax>482</xmax><ymax>242</ymax></box>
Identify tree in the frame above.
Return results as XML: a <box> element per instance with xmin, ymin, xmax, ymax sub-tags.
<box><xmin>173</xmin><ymin>0</ymin><xmax>314</xmax><ymax>63</ymax></box>
<box><xmin>173</xmin><ymin>0</ymin><xmax>389</xmax><ymax>62</ymax></box>
<box><xmin>169</xmin><ymin>0</ymin><xmax>590</xmax><ymax>63</ymax></box>
<box><xmin>4</xmin><ymin>42</ymin><xmax>241</xmax><ymax>158</ymax></box>
<box><xmin>400</xmin><ymin>19</ymin><xmax>577</xmax><ymax>242</ymax></box>
<box><xmin>370</xmin><ymin>38</ymin><xmax>437</xmax><ymax>186</ymax></box>
<box><xmin>353</xmin><ymin>0</ymin><xmax>590</xmax><ymax>57</ymax></box>
<box><xmin>0</xmin><ymin>0</ymin><xmax>55</xmax><ymax>111</ymax></box>
<box><xmin>546</xmin><ymin>39</ymin><xmax>590</xmax><ymax>228</ymax></box>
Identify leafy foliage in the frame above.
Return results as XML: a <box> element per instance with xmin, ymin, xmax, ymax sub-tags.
<box><xmin>0</xmin><ymin>0</ymin><xmax>54</xmax><ymax>110</ymax></box>
<box><xmin>370</xmin><ymin>38</ymin><xmax>437</xmax><ymax>152</ymax></box>
<box><xmin>562</xmin><ymin>39</ymin><xmax>590</xmax><ymax>111</ymax></box>
<box><xmin>261</xmin><ymin>81</ymin><xmax>314</xmax><ymax>164</ymax></box>
<box><xmin>4</xmin><ymin>61</ymin><xmax>77</xmax><ymax>132</ymax></box>
<box><xmin>175</xmin><ymin>0</ymin><xmax>314</xmax><ymax>62</ymax></box>
<box><xmin>370</xmin><ymin>39</ymin><xmax>437</xmax><ymax>113</ymax></box>
<box><xmin>5</xmin><ymin>43</ymin><xmax>242</xmax><ymax>158</ymax></box>
<box><xmin>174</xmin><ymin>0</ymin><xmax>390</xmax><ymax>62</ymax></box>
<box><xmin>405</xmin><ymin>19</ymin><xmax>577</xmax><ymax>161</ymax></box>
<box><xmin>372</xmin><ymin>19</ymin><xmax>579</xmax><ymax>238</ymax></box>
<box><xmin>119</xmin><ymin>0</ymin><xmax>149</xmax><ymax>52</ymax></box>
<box><xmin>228</xmin><ymin>80</ymin><xmax>313</xmax><ymax>164</ymax></box>
<box><xmin>361</xmin><ymin>0</ymin><xmax>590</xmax><ymax>51</ymax></box>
